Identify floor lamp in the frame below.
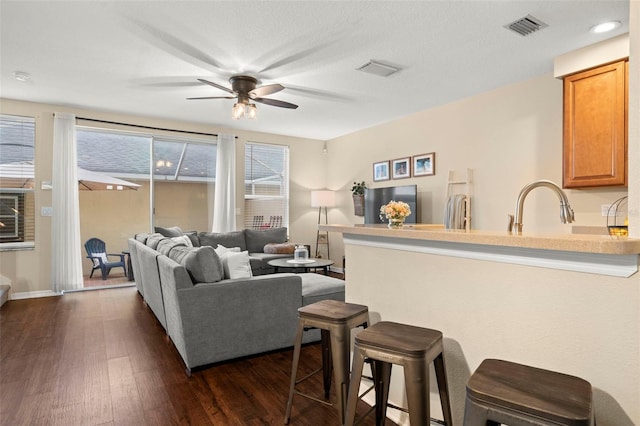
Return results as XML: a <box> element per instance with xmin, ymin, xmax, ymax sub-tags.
<box><xmin>311</xmin><ymin>190</ymin><xmax>335</xmax><ymax>259</ymax></box>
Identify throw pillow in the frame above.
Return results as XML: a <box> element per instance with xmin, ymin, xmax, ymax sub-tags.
<box><xmin>244</xmin><ymin>227</ymin><xmax>288</xmax><ymax>253</ymax></box>
<box><xmin>168</xmin><ymin>246</ymin><xmax>224</xmax><ymax>284</ymax></box>
<box><xmin>171</xmin><ymin>235</ymin><xmax>193</xmax><ymax>248</ymax></box>
<box><xmin>154</xmin><ymin>226</ymin><xmax>184</xmax><ymax>238</ymax></box>
<box><xmin>264</xmin><ymin>242</ymin><xmax>296</xmax><ymax>254</ymax></box>
<box><xmin>184</xmin><ymin>231</ymin><xmax>200</xmax><ymax>247</ymax></box>
<box><xmin>214</xmin><ymin>244</ymin><xmax>241</xmax><ymax>256</ymax></box>
<box><xmin>145</xmin><ymin>233</ymin><xmax>167</xmax><ymax>250</ymax></box>
<box><xmin>91</xmin><ymin>252</ymin><xmax>108</xmax><ymax>267</ymax></box>
<box><xmin>198</xmin><ymin>231</ymin><xmax>247</xmax><ymax>251</ymax></box>
<box><xmin>157</xmin><ymin>237</ymin><xmax>189</xmax><ymax>256</ymax></box>
<box><xmin>219</xmin><ymin>250</ymin><xmax>253</xmax><ymax>279</ymax></box>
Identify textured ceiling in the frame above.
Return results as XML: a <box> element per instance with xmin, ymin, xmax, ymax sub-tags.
<box><xmin>0</xmin><ymin>1</ymin><xmax>629</xmax><ymax>140</ymax></box>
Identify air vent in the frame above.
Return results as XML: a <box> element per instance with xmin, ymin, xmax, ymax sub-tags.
<box><xmin>356</xmin><ymin>61</ymin><xmax>400</xmax><ymax>77</ymax></box>
<box><xmin>505</xmin><ymin>14</ymin><xmax>548</xmax><ymax>36</ymax></box>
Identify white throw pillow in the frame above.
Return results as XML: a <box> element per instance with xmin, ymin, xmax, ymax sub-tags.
<box><xmin>220</xmin><ymin>250</ymin><xmax>253</xmax><ymax>279</ymax></box>
<box><xmin>214</xmin><ymin>244</ymin><xmax>241</xmax><ymax>256</ymax></box>
<box><xmin>171</xmin><ymin>235</ymin><xmax>193</xmax><ymax>247</ymax></box>
<box><xmin>92</xmin><ymin>252</ymin><xmax>108</xmax><ymax>267</ymax></box>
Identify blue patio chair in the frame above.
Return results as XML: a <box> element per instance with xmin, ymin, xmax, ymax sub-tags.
<box><xmin>84</xmin><ymin>237</ymin><xmax>126</xmax><ymax>280</ymax></box>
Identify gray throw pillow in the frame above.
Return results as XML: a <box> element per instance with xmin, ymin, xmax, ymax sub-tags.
<box><xmin>168</xmin><ymin>246</ymin><xmax>224</xmax><ymax>284</ymax></box>
<box><xmin>198</xmin><ymin>231</ymin><xmax>247</xmax><ymax>251</ymax></box>
<box><xmin>184</xmin><ymin>231</ymin><xmax>200</xmax><ymax>247</ymax></box>
<box><xmin>156</xmin><ymin>238</ymin><xmax>188</xmax><ymax>256</ymax></box>
<box><xmin>154</xmin><ymin>226</ymin><xmax>184</xmax><ymax>238</ymax></box>
<box><xmin>146</xmin><ymin>233</ymin><xmax>167</xmax><ymax>250</ymax></box>
<box><xmin>244</xmin><ymin>227</ymin><xmax>288</xmax><ymax>253</ymax></box>
<box><xmin>135</xmin><ymin>233</ymin><xmax>150</xmax><ymax>243</ymax></box>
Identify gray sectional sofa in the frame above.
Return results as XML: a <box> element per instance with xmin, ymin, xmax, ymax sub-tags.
<box><xmin>128</xmin><ymin>227</ymin><xmax>345</xmax><ymax>373</ymax></box>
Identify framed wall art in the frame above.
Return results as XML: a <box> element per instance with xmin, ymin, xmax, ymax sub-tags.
<box><xmin>373</xmin><ymin>160</ymin><xmax>390</xmax><ymax>182</ymax></box>
<box><xmin>412</xmin><ymin>152</ymin><xmax>435</xmax><ymax>177</ymax></box>
<box><xmin>392</xmin><ymin>157</ymin><xmax>410</xmax><ymax>179</ymax></box>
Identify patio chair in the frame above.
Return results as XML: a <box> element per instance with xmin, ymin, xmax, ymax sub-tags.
<box><xmin>85</xmin><ymin>237</ymin><xmax>127</xmax><ymax>280</ymax></box>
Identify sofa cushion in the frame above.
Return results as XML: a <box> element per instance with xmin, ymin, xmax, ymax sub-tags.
<box><xmin>145</xmin><ymin>233</ymin><xmax>167</xmax><ymax>250</ymax></box>
<box><xmin>156</xmin><ymin>238</ymin><xmax>189</xmax><ymax>256</ymax></box>
<box><xmin>168</xmin><ymin>246</ymin><xmax>224</xmax><ymax>284</ymax></box>
<box><xmin>155</xmin><ymin>226</ymin><xmax>184</xmax><ymax>238</ymax></box>
<box><xmin>219</xmin><ymin>250</ymin><xmax>253</xmax><ymax>279</ymax></box>
<box><xmin>264</xmin><ymin>242</ymin><xmax>296</xmax><ymax>254</ymax></box>
<box><xmin>299</xmin><ymin>273</ymin><xmax>346</xmax><ymax>306</ymax></box>
<box><xmin>245</xmin><ymin>227</ymin><xmax>288</xmax><ymax>253</ymax></box>
<box><xmin>184</xmin><ymin>231</ymin><xmax>200</xmax><ymax>247</ymax></box>
<box><xmin>198</xmin><ymin>231</ymin><xmax>247</xmax><ymax>251</ymax></box>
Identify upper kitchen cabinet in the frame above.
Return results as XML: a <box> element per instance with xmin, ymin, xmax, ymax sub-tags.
<box><xmin>563</xmin><ymin>59</ymin><xmax>628</xmax><ymax>188</ymax></box>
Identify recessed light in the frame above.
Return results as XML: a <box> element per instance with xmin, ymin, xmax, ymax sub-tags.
<box><xmin>590</xmin><ymin>21</ymin><xmax>621</xmax><ymax>34</ymax></box>
<box><xmin>13</xmin><ymin>71</ymin><xmax>31</xmax><ymax>82</ymax></box>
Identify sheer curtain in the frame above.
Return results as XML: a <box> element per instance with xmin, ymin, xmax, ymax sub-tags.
<box><xmin>51</xmin><ymin>113</ymin><xmax>83</xmax><ymax>293</ymax></box>
<box><xmin>212</xmin><ymin>133</ymin><xmax>236</xmax><ymax>232</ymax></box>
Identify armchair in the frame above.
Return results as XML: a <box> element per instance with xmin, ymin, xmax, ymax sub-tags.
<box><xmin>85</xmin><ymin>237</ymin><xmax>127</xmax><ymax>280</ymax></box>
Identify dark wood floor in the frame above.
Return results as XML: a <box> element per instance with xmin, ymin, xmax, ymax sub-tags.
<box><xmin>0</xmin><ymin>286</ymin><xmax>392</xmax><ymax>425</ymax></box>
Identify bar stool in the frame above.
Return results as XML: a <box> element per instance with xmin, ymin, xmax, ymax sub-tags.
<box><xmin>284</xmin><ymin>299</ymin><xmax>370</xmax><ymax>424</ymax></box>
<box><xmin>344</xmin><ymin>321</ymin><xmax>453</xmax><ymax>426</ymax></box>
<box><xmin>464</xmin><ymin>358</ymin><xmax>594</xmax><ymax>426</ymax></box>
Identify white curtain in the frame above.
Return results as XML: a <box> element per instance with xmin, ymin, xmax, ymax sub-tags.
<box><xmin>51</xmin><ymin>113</ymin><xmax>83</xmax><ymax>293</ymax></box>
<box><xmin>212</xmin><ymin>133</ymin><xmax>237</xmax><ymax>232</ymax></box>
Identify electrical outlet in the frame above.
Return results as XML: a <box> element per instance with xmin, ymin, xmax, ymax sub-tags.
<box><xmin>41</xmin><ymin>206</ymin><xmax>53</xmax><ymax>217</ymax></box>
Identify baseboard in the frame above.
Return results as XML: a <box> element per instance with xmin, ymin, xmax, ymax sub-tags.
<box><xmin>329</xmin><ymin>266</ymin><xmax>344</xmax><ymax>274</ymax></box>
<box><xmin>11</xmin><ymin>290</ymin><xmax>61</xmax><ymax>300</ymax></box>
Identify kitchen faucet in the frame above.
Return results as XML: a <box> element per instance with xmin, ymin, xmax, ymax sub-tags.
<box><xmin>508</xmin><ymin>180</ymin><xmax>575</xmax><ymax>233</ymax></box>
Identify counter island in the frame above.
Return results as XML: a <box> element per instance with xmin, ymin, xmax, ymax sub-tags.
<box><xmin>321</xmin><ymin>224</ymin><xmax>639</xmax><ymax>426</ymax></box>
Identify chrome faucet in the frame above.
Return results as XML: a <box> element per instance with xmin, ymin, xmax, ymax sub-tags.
<box><xmin>508</xmin><ymin>180</ymin><xmax>575</xmax><ymax>233</ymax></box>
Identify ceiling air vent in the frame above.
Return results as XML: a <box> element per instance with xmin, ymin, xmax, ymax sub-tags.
<box><xmin>505</xmin><ymin>14</ymin><xmax>548</xmax><ymax>36</ymax></box>
<box><xmin>356</xmin><ymin>60</ymin><xmax>400</xmax><ymax>77</ymax></box>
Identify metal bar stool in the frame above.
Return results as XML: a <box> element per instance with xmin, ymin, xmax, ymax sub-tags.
<box><xmin>344</xmin><ymin>321</ymin><xmax>453</xmax><ymax>426</ymax></box>
<box><xmin>284</xmin><ymin>299</ymin><xmax>370</xmax><ymax>424</ymax></box>
<box><xmin>464</xmin><ymin>359</ymin><xmax>595</xmax><ymax>426</ymax></box>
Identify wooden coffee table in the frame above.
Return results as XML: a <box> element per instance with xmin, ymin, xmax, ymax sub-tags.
<box><xmin>268</xmin><ymin>258</ymin><xmax>334</xmax><ymax>275</ymax></box>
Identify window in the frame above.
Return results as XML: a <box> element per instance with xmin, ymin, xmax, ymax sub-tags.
<box><xmin>0</xmin><ymin>114</ymin><xmax>35</xmax><ymax>249</ymax></box>
<box><xmin>244</xmin><ymin>142</ymin><xmax>289</xmax><ymax>230</ymax></box>
<box><xmin>76</xmin><ymin>128</ymin><xmax>216</xmax><ymax>232</ymax></box>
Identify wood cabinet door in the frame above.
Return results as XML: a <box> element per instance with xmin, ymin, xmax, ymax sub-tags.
<box><xmin>563</xmin><ymin>60</ymin><xmax>627</xmax><ymax>188</ymax></box>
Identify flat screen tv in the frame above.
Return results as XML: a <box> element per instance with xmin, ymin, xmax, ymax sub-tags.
<box><xmin>364</xmin><ymin>184</ymin><xmax>418</xmax><ymax>224</ymax></box>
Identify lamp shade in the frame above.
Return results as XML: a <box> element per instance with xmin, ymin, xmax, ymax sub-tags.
<box><xmin>311</xmin><ymin>190</ymin><xmax>336</xmax><ymax>208</ymax></box>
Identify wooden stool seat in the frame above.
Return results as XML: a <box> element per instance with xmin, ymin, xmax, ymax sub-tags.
<box><xmin>344</xmin><ymin>321</ymin><xmax>453</xmax><ymax>426</ymax></box>
<box><xmin>284</xmin><ymin>300</ymin><xmax>369</xmax><ymax>425</ymax></box>
<box><xmin>464</xmin><ymin>359</ymin><xmax>594</xmax><ymax>426</ymax></box>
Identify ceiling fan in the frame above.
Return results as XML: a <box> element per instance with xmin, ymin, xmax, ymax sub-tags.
<box><xmin>187</xmin><ymin>76</ymin><xmax>298</xmax><ymax>119</ymax></box>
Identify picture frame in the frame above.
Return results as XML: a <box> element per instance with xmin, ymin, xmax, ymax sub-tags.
<box><xmin>412</xmin><ymin>152</ymin><xmax>435</xmax><ymax>177</ymax></box>
<box><xmin>373</xmin><ymin>160</ymin><xmax>390</xmax><ymax>182</ymax></box>
<box><xmin>391</xmin><ymin>157</ymin><xmax>411</xmax><ymax>179</ymax></box>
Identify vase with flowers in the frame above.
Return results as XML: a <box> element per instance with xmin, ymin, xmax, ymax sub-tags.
<box><xmin>379</xmin><ymin>200</ymin><xmax>412</xmax><ymax>228</ymax></box>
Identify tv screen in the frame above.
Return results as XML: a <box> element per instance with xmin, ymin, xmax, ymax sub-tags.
<box><xmin>364</xmin><ymin>185</ymin><xmax>418</xmax><ymax>224</ymax></box>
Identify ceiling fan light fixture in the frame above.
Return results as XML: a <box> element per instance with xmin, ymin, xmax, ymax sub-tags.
<box><xmin>247</xmin><ymin>103</ymin><xmax>257</xmax><ymax>119</ymax></box>
<box><xmin>232</xmin><ymin>102</ymin><xmax>245</xmax><ymax>120</ymax></box>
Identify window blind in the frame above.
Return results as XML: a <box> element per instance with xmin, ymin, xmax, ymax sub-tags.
<box><xmin>244</xmin><ymin>142</ymin><xmax>289</xmax><ymax>230</ymax></box>
<box><xmin>0</xmin><ymin>114</ymin><xmax>36</xmax><ymax>248</ymax></box>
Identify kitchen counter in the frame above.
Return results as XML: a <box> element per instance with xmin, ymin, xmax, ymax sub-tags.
<box><xmin>319</xmin><ymin>224</ymin><xmax>640</xmax><ymax>255</ymax></box>
<box><xmin>326</xmin><ymin>223</ymin><xmax>640</xmax><ymax>425</ymax></box>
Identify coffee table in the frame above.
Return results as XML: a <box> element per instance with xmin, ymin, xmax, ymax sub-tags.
<box><xmin>268</xmin><ymin>258</ymin><xmax>334</xmax><ymax>275</ymax></box>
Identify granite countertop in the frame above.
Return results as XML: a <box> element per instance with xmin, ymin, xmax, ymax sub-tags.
<box><xmin>320</xmin><ymin>224</ymin><xmax>640</xmax><ymax>255</ymax></box>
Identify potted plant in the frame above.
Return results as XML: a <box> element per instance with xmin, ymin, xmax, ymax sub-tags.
<box><xmin>351</xmin><ymin>181</ymin><xmax>367</xmax><ymax>216</ymax></box>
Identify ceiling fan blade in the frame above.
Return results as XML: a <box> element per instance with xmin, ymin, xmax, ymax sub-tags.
<box><xmin>187</xmin><ymin>96</ymin><xmax>236</xmax><ymax>100</ymax></box>
<box><xmin>250</xmin><ymin>83</ymin><xmax>284</xmax><ymax>98</ymax></box>
<box><xmin>198</xmin><ymin>78</ymin><xmax>235</xmax><ymax>94</ymax></box>
<box><xmin>253</xmin><ymin>97</ymin><xmax>299</xmax><ymax>109</ymax></box>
